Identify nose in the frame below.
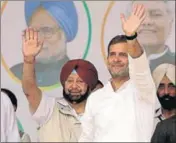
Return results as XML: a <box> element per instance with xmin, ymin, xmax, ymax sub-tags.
<box><xmin>164</xmin><ymin>86</ymin><xmax>169</xmax><ymax>95</ymax></box>
<box><xmin>113</xmin><ymin>55</ymin><xmax>121</xmax><ymax>63</ymax></box>
<box><xmin>71</xmin><ymin>81</ymin><xmax>77</xmax><ymax>89</ymax></box>
<box><xmin>142</xmin><ymin>14</ymin><xmax>153</xmax><ymax>26</ymax></box>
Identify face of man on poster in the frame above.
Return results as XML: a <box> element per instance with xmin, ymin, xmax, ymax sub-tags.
<box><xmin>127</xmin><ymin>1</ymin><xmax>174</xmax><ymax>56</ymax></box>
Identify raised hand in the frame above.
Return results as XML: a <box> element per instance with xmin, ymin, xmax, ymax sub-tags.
<box><xmin>120</xmin><ymin>4</ymin><xmax>146</xmax><ymax>36</ymax></box>
<box><xmin>22</xmin><ymin>28</ymin><xmax>43</xmax><ymax>58</ymax></box>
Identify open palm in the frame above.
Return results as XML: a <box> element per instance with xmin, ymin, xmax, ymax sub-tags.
<box><xmin>22</xmin><ymin>28</ymin><xmax>43</xmax><ymax>57</ymax></box>
<box><xmin>120</xmin><ymin>4</ymin><xmax>146</xmax><ymax>36</ymax></box>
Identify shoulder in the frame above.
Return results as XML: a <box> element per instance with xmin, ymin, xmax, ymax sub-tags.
<box><xmin>157</xmin><ymin>115</ymin><xmax>176</xmax><ymax>130</ymax></box>
<box><xmin>161</xmin><ymin>115</ymin><xmax>176</xmax><ymax>124</ymax></box>
<box><xmin>10</xmin><ymin>63</ymin><xmax>23</xmax><ymax>72</ymax></box>
<box><xmin>89</xmin><ymin>83</ymin><xmax>108</xmax><ymax>99</ymax></box>
<box><xmin>87</xmin><ymin>82</ymin><xmax>112</xmax><ymax>106</ymax></box>
<box><xmin>166</xmin><ymin>48</ymin><xmax>175</xmax><ymax>56</ymax></box>
<box><xmin>10</xmin><ymin>63</ymin><xmax>23</xmax><ymax>79</ymax></box>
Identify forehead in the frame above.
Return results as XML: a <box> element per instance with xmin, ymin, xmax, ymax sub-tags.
<box><xmin>67</xmin><ymin>73</ymin><xmax>82</xmax><ymax>80</ymax></box>
<box><xmin>29</xmin><ymin>7</ymin><xmax>58</xmax><ymax>27</ymax></box>
<box><xmin>109</xmin><ymin>42</ymin><xmax>128</xmax><ymax>53</ymax></box>
<box><xmin>133</xmin><ymin>1</ymin><xmax>167</xmax><ymax>12</ymax></box>
<box><xmin>160</xmin><ymin>75</ymin><xmax>173</xmax><ymax>84</ymax></box>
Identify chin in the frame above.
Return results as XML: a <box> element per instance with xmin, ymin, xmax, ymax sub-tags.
<box><xmin>139</xmin><ymin>36</ymin><xmax>159</xmax><ymax>46</ymax></box>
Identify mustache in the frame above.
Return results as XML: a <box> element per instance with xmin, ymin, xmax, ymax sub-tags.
<box><xmin>68</xmin><ymin>89</ymin><xmax>81</xmax><ymax>93</ymax></box>
<box><xmin>138</xmin><ymin>28</ymin><xmax>157</xmax><ymax>33</ymax></box>
<box><xmin>110</xmin><ymin>62</ymin><xmax>124</xmax><ymax>66</ymax></box>
<box><xmin>157</xmin><ymin>93</ymin><xmax>176</xmax><ymax>110</ymax></box>
<box><xmin>158</xmin><ymin>94</ymin><xmax>175</xmax><ymax>99</ymax></box>
<box><xmin>63</xmin><ymin>87</ymin><xmax>90</xmax><ymax>104</ymax></box>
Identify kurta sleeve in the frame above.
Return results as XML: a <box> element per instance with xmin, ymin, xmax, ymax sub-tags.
<box><xmin>128</xmin><ymin>51</ymin><xmax>156</xmax><ymax>104</ymax></box>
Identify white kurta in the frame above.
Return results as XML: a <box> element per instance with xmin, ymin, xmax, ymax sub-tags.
<box><xmin>79</xmin><ymin>52</ymin><xmax>156</xmax><ymax>142</ymax></box>
<box><xmin>1</xmin><ymin>92</ymin><xmax>20</xmax><ymax>142</ymax></box>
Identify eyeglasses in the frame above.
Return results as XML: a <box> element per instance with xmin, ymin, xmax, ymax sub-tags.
<box><xmin>36</xmin><ymin>26</ymin><xmax>62</xmax><ymax>39</ymax></box>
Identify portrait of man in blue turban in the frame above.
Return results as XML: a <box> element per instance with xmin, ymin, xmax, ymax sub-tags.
<box><xmin>10</xmin><ymin>1</ymin><xmax>78</xmax><ymax>87</ymax></box>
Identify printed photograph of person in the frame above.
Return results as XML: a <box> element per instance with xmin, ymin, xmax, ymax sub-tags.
<box><xmin>10</xmin><ymin>1</ymin><xmax>78</xmax><ymax>87</ymax></box>
<box><xmin>126</xmin><ymin>0</ymin><xmax>175</xmax><ymax>71</ymax></box>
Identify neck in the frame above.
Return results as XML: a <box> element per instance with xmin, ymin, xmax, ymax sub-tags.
<box><xmin>69</xmin><ymin>100</ymin><xmax>86</xmax><ymax>114</ymax></box>
<box><xmin>111</xmin><ymin>76</ymin><xmax>130</xmax><ymax>91</ymax></box>
<box><xmin>162</xmin><ymin>108</ymin><xmax>176</xmax><ymax>119</ymax></box>
<box><xmin>143</xmin><ymin>44</ymin><xmax>166</xmax><ymax>57</ymax></box>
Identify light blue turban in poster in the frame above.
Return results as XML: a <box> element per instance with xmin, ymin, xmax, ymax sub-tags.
<box><xmin>24</xmin><ymin>1</ymin><xmax>78</xmax><ymax>42</ymax></box>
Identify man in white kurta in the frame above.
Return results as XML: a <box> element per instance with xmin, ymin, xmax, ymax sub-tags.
<box><xmin>1</xmin><ymin>92</ymin><xmax>20</xmax><ymax>142</ymax></box>
<box><xmin>79</xmin><ymin>4</ymin><xmax>156</xmax><ymax>142</ymax></box>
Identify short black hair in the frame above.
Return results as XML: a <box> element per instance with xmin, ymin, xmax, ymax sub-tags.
<box><xmin>1</xmin><ymin>88</ymin><xmax>17</xmax><ymax>109</ymax></box>
<box><xmin>107</xmin><ymin>35</ymin><xmax>127</xmax><ymax>55</ymax></box>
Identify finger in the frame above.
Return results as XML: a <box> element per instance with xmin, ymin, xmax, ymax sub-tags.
<box><xmin>29</xmin><ymin>27</ymin><xmax>34</xmax><ymax>40</ymax></box>
<box><xmin>140</xmin><ymin>10</ymin><xmax>147</xmax><ymax>23</ymax></box>
<box><xmin>137</xmin><ymin>5</ymin><xmax>145</xmax><ymax>18</ymax></box>
<box><xmin>132</xmin><ymin>4</ymin><xmax>138</xmax><ymax>15</ymax></box>
<box><xmin>25</xmin><ymin>28</ymin><xmax>30</xmax><ymax>40</ymax></box>
<box><xmin>120</xmin><ymin>13</ymin><xmax>126</xmax><ymax>25</ymax></box>
<box><xmin>135</xmin><ymin>4</ymin><xmax>142</xmax><ymax>16</ymax></box>
<box><xmin>22</xmin><ymin>30</ymin><xmax>26</xmax><ymax>41</ymax></box>
<box><xmin>22</xmin><ymin>33</ymin><xmax>25</xmax><ymax>43</ymax></box>
<box><xmin>37</xmin><ymin>40</ymin><xmax>44</xmax><ymax>51</ymax></box>
<box><xmin>138</xmin><ymin>6</ymin><xmax>146</xmax><ymax>19</ymax></box>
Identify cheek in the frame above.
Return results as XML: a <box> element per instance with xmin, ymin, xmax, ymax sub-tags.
<box><xmin>64</xmin><ymin>84</ymin><xmax>70</xmax><ymax>91</ymax></box>
<box><xmin>155</xmin><ymin>18</ymin><xmax>170</xmax><ymax>35</ymax></box>
<box><xmin>45</xmin><ymin>32</ymin><xmax>62</xmax><ymax>44</ymax></box>
<box><xmin>81</xmin><ymin>85</ymin><xmax>88</xmax><ymax>93</ymax></box>
<box><xmin>107</xmin><ymin>58</ymin><xmax>112</xmax><ymax>66</ymax></box>
<box><xmin>169</xmin><ymin>89</ymin><xmax>176</xmax><ymax>96</ymax></box>
<box><xmin>46</xmin><ymin>38</ymin><xmax>59</xmax><ymax>45</ymax></box>
<box><xmin>157</xmin><ymin>89</ymin><xmax>165</xmax><ymax>96</ymax></box>
<box><xmin>121</xmin><ymin>57</ymin><xmax>128</xmax><ymax>65</ymax></box>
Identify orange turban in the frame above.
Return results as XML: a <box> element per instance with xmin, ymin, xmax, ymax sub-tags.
<box><xmin>60</xmin><ymin>59</ymin><xmax>98</xmax><ymax>90</ymax></box>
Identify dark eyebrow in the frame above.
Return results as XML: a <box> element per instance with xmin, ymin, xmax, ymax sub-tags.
<box><xmin>109</xmin><ymin>52</ymin><xmax>116</xmax><ymax>55</ymax></box>
<box><xmin>168</xmin><ymin>83</ymin><xmax>175</xmax><ymax>87</ymax></box>
<box><xmin>119</xmin><ymin>52</ymin><xmax>127</xmax><ymax>56</ymax></box>
<box><xmin>159</xmin><ymin>83</ymin><xmax>165</xmax><ymax>86</ymax></box>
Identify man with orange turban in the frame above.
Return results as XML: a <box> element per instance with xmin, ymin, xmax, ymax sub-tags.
<box><xmin>21</xmin><ymin>28</ymin><xmax>99</xmax><ymax>141</ymax></box>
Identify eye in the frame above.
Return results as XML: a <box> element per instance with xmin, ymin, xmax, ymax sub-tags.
<box><xmin>119</xmin><ymin>53</ymin><xmax>127</xmax><ymax>57</ymax></box>
<box><xmin>168</xmin><ymin>84</ymin><xmax>176</xmax><ymax>90</ymax></box>
<box><xmin>66</xmin><ymin>79</ymin><xmax>73</xmax><ymax>83</ymax></box>
<box><xmin>77</xmin><ymin>80</ymin><xmax>84</xmax><ymax>83</ymax></box>
<box><xmin>109</xmin><ymin>52</ymin><xmax>116</xmax><ymax>57</ymax></box>
<box><xmin>150</xmin><ymin>11</ymin><xmax>163</xmax><ymax>17</ymax></box>
<box><xmin>158</xmin><ymin>84</ymin><xmax>165</xmax><ymax>90</ymax></box>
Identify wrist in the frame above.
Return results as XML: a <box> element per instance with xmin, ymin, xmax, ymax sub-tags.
<box><xmin>24</xmin><ymin>56</ymin><xmax>35</xmax><ymax>64</ymax></box>
<box><xmin>125</xmin><ymin>32</ymin><xmax>137</xmax><ymax>40</ymax></box>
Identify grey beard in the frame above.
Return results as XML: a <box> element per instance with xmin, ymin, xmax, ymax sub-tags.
<box><xmin>110</xmin><ymin>66</ymin><xmax>129</xmax><ymax>78</ymax></box>
<box><xmin>36</xmin><ymin>43</ymin><xmax>67</xmax><ymax>64</ymax></box>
